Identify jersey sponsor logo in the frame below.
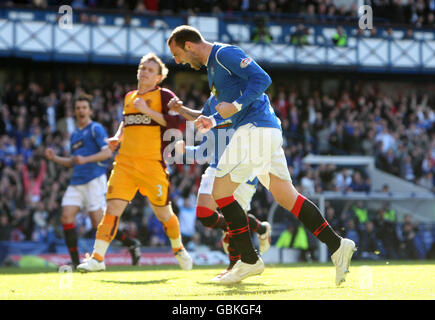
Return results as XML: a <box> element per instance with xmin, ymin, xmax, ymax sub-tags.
<box><xmin>71</xmin><ymin>139</ymin><xmax>84</xmax><ymax>152</ymax></box>
<box><xmin>124</xmin><ymin>113</ymin><xmax>152</xmax><ymax>126</ymax></box>
<box><xmin>240</xmin><ymin>57</ymin><xmax>252</xmax><ymax>68</ymax></box>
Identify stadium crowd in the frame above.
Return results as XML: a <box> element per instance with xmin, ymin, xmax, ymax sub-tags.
<box><xmin>0</xmin><ymin>74</ymin><xmax>434</xmax><ymax>260</ymax></box>
<box><xmin>2</xmin><ymin>0</ymin><xmax>435</xmax><ymax>28</ymax></box>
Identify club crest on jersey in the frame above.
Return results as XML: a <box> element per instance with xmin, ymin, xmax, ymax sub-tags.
<box><xmin>240</xmin><ymin>57</ymin><xmax>252</xmax><ymax>68</ymax></box>
<box><xmin>71</xmin><ymin>139</ymin><xmax>84</xmax><ymax>152</ymax></box>
<box><xmin>211</xmin><ymin>84</ymin><xmax>218</xmax><ymax>98</ymax></box>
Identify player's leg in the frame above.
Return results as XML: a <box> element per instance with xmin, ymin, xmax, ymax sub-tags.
<box><xmin>86</xmin><ymin>173</ymin><xmax>140</xmax><ymax>265</ymax></box>
<box><xmin>213</xmin><ymin>174</ymin><xmax>261</xmax><ymax>266</ymax></box>
<box><xmin>196</xmin><ymin>194</ymin><xmax>227</xmax><ymax>231</ymax></box>
<box><xmin>195</xmin><ymin>168</ymin><xmax>244</xmax><ymax>278</ymax></box>
<box><xmin>268</xmin><ymin>174</ymin><xmax>355</xmax><ymax>285</ymax></box>
<box><xmin>212</xmin><ymin>125</ymin><xmax>266</xmax><ymax>265</ymax></box>
<box><xmin>88</xmin><ymin>208</ymin><xmax>141</xmax><ymax>266</ymax></box>
<box><xmin>88</xmin><ymin>174</ymin><xmax>141</xmax><ymax>265</ymax></box>
<box><xmin>212</xmin><ymin>180</ymin><xmax>271</xmax><ymax>282</ymax></box>
<box><xmin>196</xmin><ymin>167</ymin><xmax>227</xmax><ymax>231</ymax></box>
<box><xmin>60</xmin><ymin>205</ymin><xmax>81</xmax><ymax>268</ymax></box>
<box><xmin>77</xmin><ymin>199</ymin><xmax>128</xmax><ymax>272</ymax></box>
<box><xmin>268</xmin><ymin>174</ymin><xmax>343</xmax><ymax>252</ymax></box>
<box><xmin>77</xmin><ymin>162</ymin><xmax>137</xmax><ymax>272</ymax></box>
<box><xmin>234</xmin><ymin>182</ymin><xmax>271</xmax><ymax>255</ymax></box>
<box><xmin>60</xmin><ymin>184</ymin><xmax>86</xmax><ymax>268</ymax></box>
<box><xmin>263</xmin><ymin>131</ymin><xmax>356</xmax><ymax>285</ymax></box>
<box><xmin>151</xmin><ymin>203</ymin><xmax>192</xmax><ymax>270</ymax></box>
<box><xmin>195</xmin><ymin>166</ymin><xmax>240</xmax><ymax>272</ymax></box>
<box><xmin>139</xmin><ymin>159</ymin><xmax>192</xmax><ymax>270</ymax></box>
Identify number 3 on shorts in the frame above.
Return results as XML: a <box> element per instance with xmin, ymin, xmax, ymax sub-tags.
<box><xmin>156</xmin><ymin>184</ymin><xmax>163</xmax><ymax>197</ymax></box>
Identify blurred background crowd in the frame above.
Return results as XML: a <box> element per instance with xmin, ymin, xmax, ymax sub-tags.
<box><xmin>0</xmin><ymin>73</ymin><xmax>434</xmax><ymax>259</ymax></box>
<box><xmin>0</xmin><ymin>0</ymin><xmax>435</xmax><ymax>262</ymax></box>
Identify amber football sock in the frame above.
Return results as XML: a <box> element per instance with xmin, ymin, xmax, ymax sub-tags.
<box><xmin>92</xmin><ymin>214</ymin><xmax>120</xmax><ymax>261</ymax></box>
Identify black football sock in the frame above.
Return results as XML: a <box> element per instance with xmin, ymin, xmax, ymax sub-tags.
<box><xmin>196</xmin><ymin>206</ymin><xmax>227</xmax><ymax>231</ymax></box>
<box><xmin>247</xmin><ymin>214</ymin><xmax>267</xmax><ymax>235</ymax></box>
<box><xmin>228</xmin><ymin>236</ymin><xmax>240</xmax><ymax>270</ymax></box>
<box><xmin>115</xmin><ymin>230</ymin><xmax>136</xmax><ymax>247</ymax></box>
<box><xmin>62</xmin><ymin>223</ymin><xmax>80</xmax><ymax>266</ymax></box>
<box><xmin>290</xmin><ymin>194</ymin><xmax>341</xmax><ymax>254</ymax></box>
<box><xmin>216</xmin><ymin>196</ymin><xmax>258</xmax><ymax>264</ymax></box>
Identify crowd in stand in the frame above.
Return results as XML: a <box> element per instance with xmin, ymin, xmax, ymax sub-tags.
<box><xmin>0</xmin><ymin>75</ymin><xmax>434</xmax><ymax>259</ymax></box>
<box><xmin>2</xmin><ymin>0</ymin><xmax>435</xmax><ymax>28</ymax></box>
<box><xmin>274</xmin><ymin>197</ymin><xmax>435</xmax><ymax>261</ymax></box>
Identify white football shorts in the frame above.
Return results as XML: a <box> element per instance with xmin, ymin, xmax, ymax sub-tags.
<box><xmin>61</xmin><ymin>174</ymin><xmax>107</xmax><ymax>212</ymax></box>
<box><xmin>198</xmin><ymin>166</ymin><xmax>256</xmax><ymax>211</ymax></box>
<box><xmin>215</xmin><ymin>124</ymin><xmax>291</xmax><ymax>189</ymax></box>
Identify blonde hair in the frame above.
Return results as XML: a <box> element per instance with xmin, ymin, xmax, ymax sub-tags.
<box><xmin>139</xmin><ymin>53</ymin><xmax>168</xmax><ymax>83</ymax></box>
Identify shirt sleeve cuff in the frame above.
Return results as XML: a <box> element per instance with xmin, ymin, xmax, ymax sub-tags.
<box><xmin>232</xmin><ymin>101</ymin><xmax>243</xmax><ymax>111</ymax></box>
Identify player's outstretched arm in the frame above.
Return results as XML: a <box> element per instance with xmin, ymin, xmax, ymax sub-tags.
<box><xmin>44</xmin><ymin>148</ymin><xmax>74</xmax><ymax>168</ymax></box>
<box><xmin>108</xmin><ymin>121</ymin><xmax>124</xmax><ymax>152</ymax></box>
<box><xmin>168</xmin><ymin>97</ymin><xmax>203</xmax><ymax>121</ymax></box>
<box><xmin>73</xmin><ymin>147</ymin><xmax>113</xmax><ymax>165</ymax></box>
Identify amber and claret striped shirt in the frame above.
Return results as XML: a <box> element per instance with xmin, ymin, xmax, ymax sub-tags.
<box><xmin>119</xmin><ymin>87</ymin><xmax>181</xmax><ymax>160</ymax></box>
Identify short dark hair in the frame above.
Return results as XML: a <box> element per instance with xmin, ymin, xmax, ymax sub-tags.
<box><xmin>167</xmin><ymin>25</ymin><xmax>204</xmax><ymax>49</ymax></box>
<box><xmin>75</xmin><ymin>93</ymin><xmax>93</xmax><ymax>109</ymax></box>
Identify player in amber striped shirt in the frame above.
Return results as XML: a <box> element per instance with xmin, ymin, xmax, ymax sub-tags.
<box><xmin>77</xmin><ymin>53</ymin><xmax>193</xmax><ymax>272</ymax></box>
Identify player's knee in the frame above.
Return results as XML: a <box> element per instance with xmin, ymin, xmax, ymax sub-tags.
<box><xmin>212</xmin><ymin>187</ymin><xmax>229</xmax><ymax>201</ymax></box>
<box><xmin>270</xmin><ymin>179</ymin><xmax>298</xmax><ymax>211</ymax></box>
<box><xmin>153</xmin><ymin>205</ymin><xmax>172</xmax><ymax>223</ymax></box>
<box><xmin>105</xmin><ymin>199</ymin><xmax>127</xmax><ymax>216</ymax></box>
<box><xmin>61</xmin><ymin>209</ymin><xmax>76</xmax><ymax>225</ymax></box>
<box><xmin>89</xmin><ymin>210</ymin><xmax>103</xmax><ymax>228</ymax></box>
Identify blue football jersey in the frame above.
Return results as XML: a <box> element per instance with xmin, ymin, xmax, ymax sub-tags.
<box><xmin>206</xmin><ymin>43</ymin><xmax>281</xmax><ymax>130</ymax></box>
<box><xmin>186</xmin><ymin>95</ymin><xmax>259</xmax><ymax>186</ymax></box>
<box><xmin>69</xmin><ymin>121</ymin><xmax>109</xmax><ymax>185</ymax></box>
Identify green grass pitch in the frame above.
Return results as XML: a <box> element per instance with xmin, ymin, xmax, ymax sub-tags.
<box><xmin>1</xmin><ymin>261</ymin><xmax>434</xmax><ymax>300</ymax></box>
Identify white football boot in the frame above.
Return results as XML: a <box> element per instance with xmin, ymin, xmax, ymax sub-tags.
<box><xmin>218</xmin><ymin>258</ymin><xmax>264</xmax><ymax>284</ymax></box>
<box><xmin>259</xmin><ymin>222</ymin><xmax>272</xmax><ymax>255</ymax></box>
<box><xmin>175</xmin><ymin>248</ymin><xmax>193</xmax><ymax>270</ymax></box>
<box><xmin>77</xmin><ymin>257</ymin><xmax>106</xmax><ymax>273</ymax></box>
<box><xmin>331</xmin><ymin>238</ymin><xmax>357</xmax><ymax>286</ymax></box>
<box><xmin>210</xmin><ymin>269</ymin><xmax>230</xmax><ymax>282</ymax></box>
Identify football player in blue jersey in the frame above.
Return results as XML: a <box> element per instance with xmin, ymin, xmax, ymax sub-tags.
<box><xmin>169</xmin><ymin>94</ymin><xmax>272</xmax><ymax>280</ymax></box>
<box><xmin>44</xmin><ymin>94</ymin><xmax>141</xmax><ymax>269</ymax></box>
<box><xmin>168</xmin><ymin>26</ymin><xmax>356</xmax><ymax>285</ymax></box>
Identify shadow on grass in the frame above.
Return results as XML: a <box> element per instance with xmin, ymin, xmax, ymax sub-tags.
<box><xmin>98</xmin><ymin>278</ymin><xmax>175</xmax><ymax>285</ymax></box>
<box><xmin>175</xmin><ymin>280</ymin><xmax>337</xmax><ymax>297</ymax></box>
<box><xmin>267</xmin><ymin>260</ymin><xmax>435</xmax><ymax>269</ymax></box>
<box><xmin>1</xmin><ymin>260</ymin><xmax>434</xmax><ymax>276</ymax></box>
